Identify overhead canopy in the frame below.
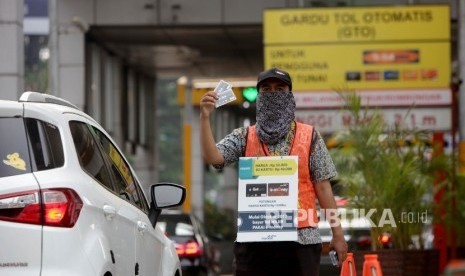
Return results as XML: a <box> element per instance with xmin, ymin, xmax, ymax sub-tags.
<box><xmin>87</xmin><ymin>25</ymin><xmax>264</xmax><ymax>78</ymax></box>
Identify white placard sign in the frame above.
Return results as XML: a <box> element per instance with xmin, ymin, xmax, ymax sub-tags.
<box><xmin>237</xmin><ymin>156</ymin><xmax>299</xmax><ymax>242</ymax></box>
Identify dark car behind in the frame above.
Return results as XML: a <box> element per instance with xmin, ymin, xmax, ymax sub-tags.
<box><xmin>318</xmin><ymin>208</ymin><xmax>392</xmax><ymax>276</ymax></box>
<box><xmin>158</xmin><ymin>210</ymin><xmax>221</xmax><ymax>276</ymax></box>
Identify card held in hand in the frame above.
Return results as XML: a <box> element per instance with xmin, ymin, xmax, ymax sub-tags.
<box><xmin>214</xmin><ymin>80</ymin><xmax>236</xmax><ymax>108</ymax></box>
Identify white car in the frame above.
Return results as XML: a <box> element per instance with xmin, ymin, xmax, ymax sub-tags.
<box><xmin>0</xmin><ymin>92</ymin><xmax>185</xmax><ymax>276</ymax></box>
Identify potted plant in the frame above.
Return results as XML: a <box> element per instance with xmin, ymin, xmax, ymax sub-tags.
<box><xmin>329</xmin><ymin>93</ymin><xmax>444</xmax><ymax>275</ymax></box>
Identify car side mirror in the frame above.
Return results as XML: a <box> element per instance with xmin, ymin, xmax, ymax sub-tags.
<box><xmin>148</xmin><ymin>183</ymin><xmax>186</xmax><ymax>227</ymax></box>
<box><xmin>151</xmin><ymin>183</ymin><xmax>186</xmax><ymax>208</ymax></box>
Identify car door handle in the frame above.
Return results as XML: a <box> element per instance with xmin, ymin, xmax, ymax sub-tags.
<box><xmin>103</xmin><ymin>205</ymin><xmax>116</xmax><ymax>220</ymax></box>
<box><xmin>137</xmin><ymin>221</ymin><xmax>148</xmax><ymax>234</ymax></box>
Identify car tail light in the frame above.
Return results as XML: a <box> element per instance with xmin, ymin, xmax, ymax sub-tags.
<box><xmin>0</xmin><ymin>188</ymin><xmax>83</xmax><ymax>227</ymax></box>
<box><xmin>379</xmin><ymin>233</ymin><xmax>392</xmax><ymax>247</ymax></box>
<box><xmin>356</xmin><ymin>233</ymin><xmax>392</xmax><ymax>248</ymax></box>
<box><xmin>176</xmin><ymin>241</ymin><xmax>202</xmax><ymax>258</ymax></box>
<box><xmin>356</xmin><ymin>235</ymin><xmax>372</xmax><ymax>247</ymax></box>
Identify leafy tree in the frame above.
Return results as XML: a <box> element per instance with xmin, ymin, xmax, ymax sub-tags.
<box><xmin>330</xmin><ymin>92</ymin><xmax>438</xmax><ymax>250</ymax></box>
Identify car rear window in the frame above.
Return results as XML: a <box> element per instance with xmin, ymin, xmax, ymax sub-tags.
<box><xmin>25</xmin><ymin>118</ymin><xmax>64</xmax><ymax>171</ymax></box>
<box><xmin>0</xmin><ymin>118</ymin><xmax>31</xmax><ymax>177</ymax></box>
<box><xmin>1</xmin><ymin>117</ymin><xmax>65</xmax><ymax>178</ymax></box>
<box><xmin>158</xmin><ymin>214</ymin><xmax>195</xmax><ymax>236</ymax></box>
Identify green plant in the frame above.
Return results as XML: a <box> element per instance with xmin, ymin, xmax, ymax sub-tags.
<box><xmin>449</xmin><ymin>175</ymin><xmax>465</xmax><ymax>247</ymax></box>
<box><xmin>330</xmin><ymin>92</ymin><xmax>439</xmax><ymax>250</ymax></box>
<box><xmin>25</xmin><ymin>59</ymin><xmax>49</xmax><ymax>93</ymax></box>
<box><xmin>433</xmin><ymin>154</ymin><xmax>465</xmax><ymax>249</ymax></box>
<box><xmin>204</xmin><ymin>200</ymin><xmax>236</xmax><ymax>241</ymax></box>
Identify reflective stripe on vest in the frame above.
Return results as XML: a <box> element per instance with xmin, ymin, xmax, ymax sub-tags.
<box><xmin>245</xmin><ymin>122</ymin><xmax>318</xmax><ymax>228</ymax></box>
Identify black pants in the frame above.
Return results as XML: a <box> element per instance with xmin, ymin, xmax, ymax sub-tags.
<box><xmin>233</xmin><ymin>241</ymin><xmax>322</xmax><ymax>276</ymax></box>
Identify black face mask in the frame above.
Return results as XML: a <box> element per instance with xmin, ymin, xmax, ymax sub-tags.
<box><xmin>256</xmin><ymin>92</ymin><xmax>296</xmax><ymax>145</ymax></box>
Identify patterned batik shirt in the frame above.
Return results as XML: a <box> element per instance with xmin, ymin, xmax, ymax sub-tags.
<box><xmin>214</xmin><ymin>122</ymin><xmax>338</xmax><ymax>245</ymax></box>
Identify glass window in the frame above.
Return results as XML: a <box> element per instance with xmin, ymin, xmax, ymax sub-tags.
<box><xmin>0</xmin><ymin>118</ymin><xmax>31</xmax><ymax>177</ymax></box>
<box><xmin>92</xmin><ymin>127</ymin><xmax>148</xmax><ymax>211</ymax></box>
<box><xmin>25</xmin><ymin>118</ymin><xmax>64</xmax><ymax>171</ymax></box>
<box><xmin>69</xmin><ymin>121</ymin><xmax>113</xmax><ymax>190</ymax></box>
<box><xmin>158</xmin><ymin>214</ymin><xmax>195</xmax><ymax>237</ymax></box>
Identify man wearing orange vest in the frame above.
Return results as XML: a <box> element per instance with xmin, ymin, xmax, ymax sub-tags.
<box><xmin>200</xmin><ymin>67</ymin><xmax>348</xmax><ymax>276</ymax></box>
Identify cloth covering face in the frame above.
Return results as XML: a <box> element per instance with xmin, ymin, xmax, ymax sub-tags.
<box><xmin>256</xmin><ymin>91</ymin><xmax>296</xmax><ymax>145</ymax></box>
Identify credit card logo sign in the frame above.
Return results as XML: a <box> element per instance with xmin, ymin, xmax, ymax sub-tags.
<box><xmin>421</xmin><ymin>69</ymin><xmax>438</xmax><ymax>80</ymax></box>
<box><xmin>268</xmin><ymin>183</ymin><xmax>289</xmax><ymax>197</ymax></box>
<box><xmin>402</xmin><ymin>70</ymin><xmax>419</xmax><ymax>80</ymax></box>
<box><xmin>365</xmin><ymin>71</ymin><xmax>380</xmax><ymax>81</ymax></box>
<box><xmin>346</xmin><ymin>71</ymin><xmax>361</xmax><ymax>81</ymax></box>
<box><xmin>384</xmin><ymin>70</ymin><xmax>399</xmax><ymax>81</ymax></box>
<box><xmin>246</xmin><ymin>184</ymin><xmax>267</xmax><ymax>197</ymax></box>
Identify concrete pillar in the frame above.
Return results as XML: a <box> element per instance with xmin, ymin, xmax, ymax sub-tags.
<box><xmin>49</xmin><ymin>0</ymin><xmax>88</xmax><ymax>108</ymax></box>
<box><xmin>111</xmin><ymin>58</ymin><xmax>124</xmax><ymax>146</ymax></box>
<box><xmin>191</xmin><ymin>103</ymin><xmax>204</xmax><ymax>221</ymax></box>
<box><xmin>132</xmin><ymin>77</ymin><xmax>159</xmax><ymax>195</ymax></box>
<box><xmin>220</xmin><ymin>110</ymin><xmax>239</xmax><ymax>213</ymax></box>
<box><xmin>459</xmin><ymin>0</ymin><xmax>465</xmax><ymax>174</ymax></box>
<box><xmin>0</xmin><ymin>0</ymin><xmax>23</xmax><ymax>100</ymax></box>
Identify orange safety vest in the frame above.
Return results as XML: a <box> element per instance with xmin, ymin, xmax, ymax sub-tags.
<box><xmin>245</xmin><ymin>122</ymin><xmax>318</xmax><ymax>228</ymax></box>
